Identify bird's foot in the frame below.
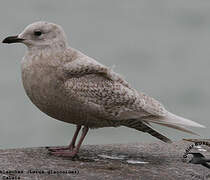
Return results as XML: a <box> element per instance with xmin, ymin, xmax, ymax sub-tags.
<box><xmin>46</xmin><ymin>145</ymin><xmax>74</xmax><ymax>152</ymax></box>
<box><xmin>49</xmin><ymin>149</ymin><xmax>78</xmax><ymax>157</ymax></box>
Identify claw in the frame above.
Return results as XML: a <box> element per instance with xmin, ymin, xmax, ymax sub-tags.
<box><xmin>47</xmin><ymin>147</ymin><xmax>70</xmax><ymax>152</ymax></box>
<box><xmin>50</xmin><ymin>149</ymin><xmax>78</xmax><ymax>157</ymax></box>
<box><xmin>46</xmin><ymin>126</ymin><xmax>88</xmax><ymax>158</ymax></box>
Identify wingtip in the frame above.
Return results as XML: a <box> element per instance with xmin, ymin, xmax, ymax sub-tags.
<box><xmin>167</xmin><ymin>112</ymin><xmax>206</xmax><ymax>128</ymax></box>
<box><xmin>198</xmin><ymin>124</ymin><xmax>206</xmax><ymax>128</ymax></box>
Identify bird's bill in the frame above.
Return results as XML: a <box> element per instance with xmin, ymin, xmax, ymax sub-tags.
<box><xmin>2</xmin><ymin>35</ymin><xmax>24</xmax><ymax>44</ymax></box>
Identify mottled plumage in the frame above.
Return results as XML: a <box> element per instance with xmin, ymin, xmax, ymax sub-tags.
<box><xmin>2</xmin><ymin>21</ymin><xmax>205</xmax><ymax>156</ymax></box>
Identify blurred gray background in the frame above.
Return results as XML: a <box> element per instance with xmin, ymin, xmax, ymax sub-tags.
<box><xmin>0</xmin><ymin>0</ymin><xmax>209</xmax><ymax>149</ymax></box>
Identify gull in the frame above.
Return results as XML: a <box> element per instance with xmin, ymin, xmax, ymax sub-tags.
<box><xmin>2</xmin><ymin>21</ymin><xmax>205</xmax><ymax>157</ymax></box>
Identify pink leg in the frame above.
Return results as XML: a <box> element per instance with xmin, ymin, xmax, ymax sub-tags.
<box><xmin>50</xmin><ymin>126</ymin><xmax>89</xmax><ymax>157</ymax></box>
<box><xmin>47</xmin><ymin>125</ymin><xmax>81</xmax><ymax>151</ymax></box>
<box><xmin>68</xmin><ymin>125</ymin><xmax>82</xmax><ymax>149</ymax></box>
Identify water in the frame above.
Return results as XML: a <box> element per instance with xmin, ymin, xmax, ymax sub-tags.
<box><xmin>0</xmin><ymin>0</ymin><xmax>209</xmax><ymax>149</ymax></box>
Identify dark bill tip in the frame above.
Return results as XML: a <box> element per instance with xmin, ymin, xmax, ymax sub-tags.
<box><xmin>2</xmin><ymin>35</ymin><xmax>24</xmax><ymax>44</ymax></box>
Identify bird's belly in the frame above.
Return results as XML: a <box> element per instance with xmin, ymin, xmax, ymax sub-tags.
<box><xmin>23</xmin><ymin>81</ymin><xmax>86</xmax><ymax>125</ymax></box>
<box><xmin>21</xmin><ymin>66</ymin><xmax>80</xmax><ymax>123</ymax></box>
<box><xmin>21</xmin><ymin>67</ymin><xmax>112</xmax><ymax>127</ymax></box>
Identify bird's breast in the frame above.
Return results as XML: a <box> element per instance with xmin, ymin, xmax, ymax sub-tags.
<box><xmin>21</xmin><ymin>61</ymin><xmax>76</xmax><ymax>122</ymax></box>
<box><xmin>21</xmin><ymin>60</ymin><xmax>102</xmax><ymax>127</ymax></box>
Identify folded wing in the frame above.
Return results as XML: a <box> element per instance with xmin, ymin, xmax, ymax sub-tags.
<box><xmin>63</xmin><ymin>54</ymin><xmax>205</xmax><ymax>142</ymax></box>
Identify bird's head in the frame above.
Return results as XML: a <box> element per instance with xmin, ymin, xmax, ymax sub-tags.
<box><xmin>2</xmin><ymin>21</ymin><xmax>68</xmax><ymax>51</ymax></box>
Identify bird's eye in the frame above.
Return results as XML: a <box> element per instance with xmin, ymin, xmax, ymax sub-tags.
<box><xmin>34</xmin><ymin>30</ymin><xmax>42</xmax><ymax>36</ymax></box>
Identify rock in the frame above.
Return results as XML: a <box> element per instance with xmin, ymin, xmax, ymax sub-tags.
<box><xmin>0</xmin><ymin>140</ymin><xmax>209</xmax><ymax>180</ymax></box>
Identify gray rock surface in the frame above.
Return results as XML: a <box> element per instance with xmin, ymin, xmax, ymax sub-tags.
<box><xmin>0</xmin><ymin>140</ymin><xmax>209</xmax><ymax>180</ymax></box>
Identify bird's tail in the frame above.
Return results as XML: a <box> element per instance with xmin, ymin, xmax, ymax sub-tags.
<box><xmin>122</xmin><ymin>112</ymin><xmax>205</xmax><ymax>143</ymax></box>
<box><xmin>152</xmin><ymin>112</ymin><xmax>205</xmax><ymax>128</ymax></box>
<box><xmin>122</xmin><ymin>119</ymin><xmax>172</xmax><ymax>143</ymax></box>
<box><xmin>141</xmin><ymin>112</ymin><xmax>205</xmax><ymax>136</ymax></box>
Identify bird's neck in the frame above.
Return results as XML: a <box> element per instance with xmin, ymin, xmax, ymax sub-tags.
<box><xmin>27</xmin><ymin>45</ymin><xmax>66</xmax><ymax>59</ymax></box>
